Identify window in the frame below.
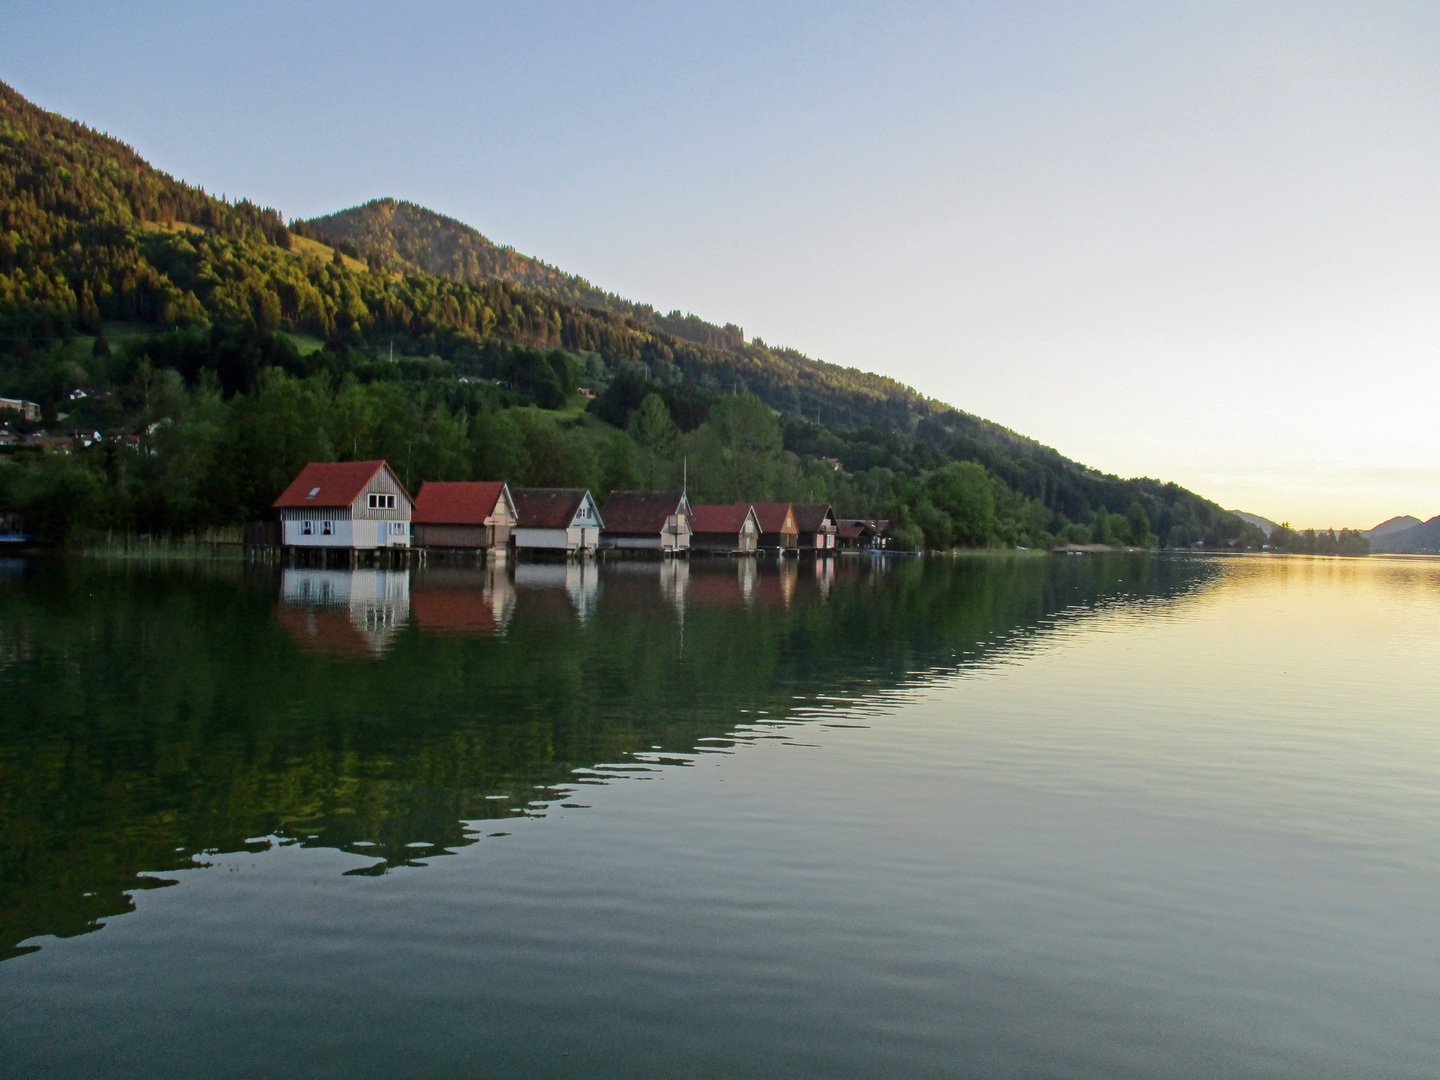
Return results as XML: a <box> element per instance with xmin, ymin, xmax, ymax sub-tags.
<box><xmin>300</xmin><ymin>520</ymin><xmax>313</xmax><ymax>535</ymax></box>
<box><xmin>389</xmin><ymin>521</ymin><xmax>406</xmax><ymax>535</ymax></box>
<box><xmin>368</xmin><ymin>493</ymin><xmax>396</xmax><ymax>509</ymax></box>
<box><xmin>322</xmin><ymin>521</ymin><xmax>333</xmax><ymax>536</ymax></box>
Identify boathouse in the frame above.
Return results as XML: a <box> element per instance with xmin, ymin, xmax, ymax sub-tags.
<box><xmin>510</xmin><ymin>488</ymin><xmax>604</xmax><ymax>556</ymax></box>
<box><xmin>836</xmin><ymin>518</ymin><xmax>875</xmax><ymax>550</ymax></box>
<box><xmin>792</xmin><ymin>504</ymin><xmax>838</xmax><ymax>552</ymax></box>
<box><xmin>689</xmin><ymin>503</ymin><xmax>761</xmax><ymax>554</ymax></box>
<box><xmin>273</xmin><ymin>460</ymin><xmax>413</xmax><ymax>554</ymax></box>
<box><xmin>412</xmin><ymin>481</ymin><xmax>517</xmax><ymax>558</ymax></box>
<box><xmin>600</xmin><ymin>491</ymin><xmax>692</xmax><ymax>553</ymax></box>
<box><xmin>751</xmin><ymin>503</ymin><xmax>798</xmax><ymax>554</ymax></box>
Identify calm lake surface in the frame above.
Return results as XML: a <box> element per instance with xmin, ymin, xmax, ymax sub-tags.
<box><xmin>2</xmin><ymin>553</ymin><xmax>1439</xmax><ymax>1078</ymax></box>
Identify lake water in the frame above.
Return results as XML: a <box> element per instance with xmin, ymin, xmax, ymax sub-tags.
<box><xmin>1</xmin><ymin>553</ymin><xmax>1438</xmax><ymax>1078</ymax></box>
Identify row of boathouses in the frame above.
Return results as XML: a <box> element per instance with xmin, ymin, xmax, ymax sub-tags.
<box><xmin>269</xmin><ymin>460</ymin><xmax>891</xmax><ymax>561</ymax></box>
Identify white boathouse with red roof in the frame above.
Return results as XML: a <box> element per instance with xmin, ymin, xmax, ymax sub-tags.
<box><xmin>273</xmin><ymin>460</ymin><xmax>413</xmax><ymax>550</ymax></box>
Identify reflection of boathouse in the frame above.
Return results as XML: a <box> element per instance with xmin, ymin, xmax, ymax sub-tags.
<box><xmin>409</xmin><ymin>565</ymin><xmax>516</xmax><ymax>637</ymax></box>
<box><xmin>276</xmin><ymin>568</ymin><xmax>410</xmax><ymax>655</ymax></box>
<box><xmin>514</xmin><ymin>560</ymin><xmax>600</xmax><ymax>621</ymax></box>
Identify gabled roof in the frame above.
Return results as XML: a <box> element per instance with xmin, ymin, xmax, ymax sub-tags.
<box><xmin>413</xmin><ymin>481</ymin><xmax>514</xmax><ymax>525</ymax></box>
<box><xmin>603</xmin><ymin>491</ymin><xmax>688</xmax><ymax>534</ymax></box>
<box><xmin>837</xmin><ymin>519</ymin><xmax>874</xmax><ymax>540</ymax></box>
<box><xmin>690</xmin><ymin>503</ymin><xmax>758</xmax><ymax>534</ymax></box>
<box><xmin>273</xmin><ymin>461</ymin><xmax>409</xmax><ymax>509</ymax></box>
<box><xmin>751</xmin><ymin>502</ymin><xmax>796</xmax><ymax>533</ymax></box>
<box><xmin>511</xmin><ymin>488</ymin><xmax>602</xmax><ymax>529</ymax></box>
<box><xmin>791</xmin><ymin>503</ymin><xmax>836</xmax><ymax>532</ymax></box>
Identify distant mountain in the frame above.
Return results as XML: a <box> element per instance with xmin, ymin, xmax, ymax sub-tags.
<box><xmin>1364</xmin><ymin>515</ymin><xmax>1423</xmax><ymax>540</ymax></box>
<box><xmin>299</xmin><ymin>199</ymin><xmax>629</xmax><ymax>314</ymax></box>
<box><xmin>1369</xmin><ymin>516</ymin><xmax>1440</xmax><ymax>554</ymax></box>
<box><xmin>1231</xmin><ymin>511</ymin><xmax>1277</xmax><ymax>537</ymax></box>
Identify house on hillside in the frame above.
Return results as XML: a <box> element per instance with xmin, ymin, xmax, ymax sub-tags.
<box><xmin>0</xmin><ymin>397</ymin><xmax>41</xmax><ymax>422</ymax></box>
<box><xmin>273</xmin><ymin>460</ymin><xmax>413</xmax><ymax>554</ymax></box>
<box><xmin>601</xmin><ymin>491</ymin><xmax>692</xmax><ymax>553</ymax></box>
<box><xmin>751</xmin><ymin>503</ymin><xmax>798</xmax><ymax>554</ymax></box>
<box><xmin>510</xmin><ymin>488</ymin><xmax>603</xmax><ymax>556</ymax></box>
<box><xmin>690</xmin><ymin>503</ymin><xmax>761</xmax><ymax>554</ymax></box>
<box><xmin>792</xmin><ymin>504</ymin><xmax>838</xmax><ymax>553</ymax></box>
<box><xmin>412</xmin><ymin>481</ymin><xmax>517</xmax><ymax>558</ymax></box>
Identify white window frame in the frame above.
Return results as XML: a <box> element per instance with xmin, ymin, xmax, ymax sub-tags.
<box><xmin>300</xmin><ymin>520</ymin><xmax>313</xmax><ymax>536</ymax></box>
<box><xmin>368</xmin><ymin>493</ymin><xmax>396</xmax><ymax>510</ymax></box>
<box><xmin>322</xmin><ymin>520</ymin><xmax>333</xmax><ymax>536</ymax></box>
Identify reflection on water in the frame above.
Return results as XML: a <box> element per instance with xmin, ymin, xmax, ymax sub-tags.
<box><xmin>0</xmin><ymin>553</ymin><xmax>1207</xmax><ymax>961</ymax></box>
<box><xmin>513</xmin><ymin>559</ymin><xmax>601</xmax><ymax>622</ymax></box>
<box><xmin>278</xmin><ymin>568</ymin><xmax>411</xmax><ymax>655</ymax></box>
<box><xmin>3</xmin><ymin>554</ymin><xmax>1439</xmax><ymax>1079</ymax></box>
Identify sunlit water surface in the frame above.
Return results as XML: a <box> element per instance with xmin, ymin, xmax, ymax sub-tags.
<box><xmin>1</xmin><ymin>554</ymin><xmax>1438</xmax><ymax>1078</ymax></box>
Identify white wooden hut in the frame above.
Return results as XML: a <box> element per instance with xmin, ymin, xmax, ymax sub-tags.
<box><xmin>510</xmin><ymin>488</ymin><xmax>604</xmax><ymax>556</ymax></box>
<box><xmin>272</xmin><ymin>460</ymin><xmax>413</xmax><ymax>552</ymax></box>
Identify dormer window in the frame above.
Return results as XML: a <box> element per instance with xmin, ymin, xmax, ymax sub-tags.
<box><xmin>368</xmin><ymin>493</ymin><xmax>396</xmax><ymax>509</ymax></box>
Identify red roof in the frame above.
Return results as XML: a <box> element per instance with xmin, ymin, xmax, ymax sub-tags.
<box><xmin>413</xmin><ymin>481</ymin><xmax>511</xmax><ymax>525</ymax></box>
<box><xmin>751</xmin><ymin>502</ymin><xmax>795</xmax><ymax>533</ymax></box>
<box><xmin>273</xmin><ymin>461</ymin><xmax>409</xmax><ymax>509</ymax></box>
<box><xmin>603</xmin><ymin>491</ymin><xmax>687</xmax><ymax>534</ymax></box>
<box><xmin>510</xmin><ymin>488</ymin><xmax>598</xmax><ymax>529</ymax></box>
<box><xmin>690</xmin><ymin>503</ymin><xmax>756</xmax><ymax>534</ymax></box>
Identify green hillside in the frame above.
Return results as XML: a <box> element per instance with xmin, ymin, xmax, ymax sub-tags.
<box><xmin>0</xmin><ymin>79</ymin><xmax>1264</xmax><ymax>551</ymax></box>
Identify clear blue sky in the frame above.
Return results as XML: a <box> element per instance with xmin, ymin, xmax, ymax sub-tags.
<box><xmin>4</xmin><ymin>1</ymin><xmax>1438</xmax><ymax>526</ymax></box>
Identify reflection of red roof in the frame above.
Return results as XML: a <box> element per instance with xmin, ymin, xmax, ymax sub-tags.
<box><xmin>686</xmin><ymin>568</ymin><xmax>748</xmax><ymax>606</ymax></box>
<box><xmin>690</xmin><ymin>503</ymin><xmax>755</xmax><ymax>534</ymax></box>
<box><xmin>274</xmin><ymin>607</ymin><xmax>377</xmax><ymax>656</ymax></box>
<box><xmin>753</xmin><ymin>569</ymin><xmax>797</xmax><ymax>606</ymax></box>
<box><xmin>603</xmin><ymin>491</ymin><xmax>685</xmax><ymax>534</ymax></box>
<box><xmin>791</xmin><ymin>503</ymin><xmax>835</xmax><ymax>533</ymax></box>
<box><xmin>274</xmin><ymin>461</ymin><xmax>411</xmax><ymax>509</ymax></box>
<box><xmin>413</xmin><ymin>481</ymin><xmax>511</xmax><ymax>525</ymax></box>
<box><xmin>511</xmin><ymin>488</ymin><xmax>597</xmax><ymax>529</ymax></box>
<box><xmin>751</xmin><ymin>503</ymin><xmax>795</xmax><ymax>533</ymax></box>
<box><xmin>410</xmin><ymin>588</ymin><xmax>497</xmax><ymax>636</ymax></box>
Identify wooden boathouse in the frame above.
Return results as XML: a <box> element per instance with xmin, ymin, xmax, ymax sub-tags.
<box><xmin>600</xmin><ymin>491</ymin><xmax>692</xmax><ymax>554</ymax></box>
<box><xmin>510</xmin><ymin>488</ymin><xmax>604</xmax><ymax>557</ymax></box>
<box><xmin>412</xmin><ymin>481</ymin><xmax>517</xmax><ymax>560</ymax></box>
<box><xmin>689</xmin><ymin>503</ymin><xmax>761</xmax><ymax>554</ymax></box>
<box><xmin>792</xmin><ymin>503</ymin><xmax>839</xmax><ymax>553</ymax></box>
<box><xmin>751</xmin><ymin>503</ymin><xmax>798</xmax><ymax>554</ymax></box>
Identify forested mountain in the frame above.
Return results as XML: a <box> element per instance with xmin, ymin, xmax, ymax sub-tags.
<box><xmin>1363</xmin><ymin>515</ymin><xmax>1422</xmax><ymax>540</ymax></box>
<box><xmin>1368</xmin><ymin>515</ymin><xmax>1440</xmax><ymax>554</ymax></box>
<box><xmin>0</xmin><ymin>79</ymin><xmax>1263</xmax><ymax>551</ymax></box>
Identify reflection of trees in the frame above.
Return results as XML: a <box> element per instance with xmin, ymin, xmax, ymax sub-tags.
<box><xmin>0</xmin><ymin>554</ymin><xmax>1220</xmax><ymax>960</ymax></box>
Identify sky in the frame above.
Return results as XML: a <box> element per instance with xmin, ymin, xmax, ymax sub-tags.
<box><xmin>3</xmin><ymin>0</ymin><xmax>1438</xmax><ymax>527</ymax></box>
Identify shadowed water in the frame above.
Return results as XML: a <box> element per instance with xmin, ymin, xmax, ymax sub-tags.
<box><xmin>1</xmin><ymin>553</ymin><xmax>1437</xmax><ymax>1078</ymax></box>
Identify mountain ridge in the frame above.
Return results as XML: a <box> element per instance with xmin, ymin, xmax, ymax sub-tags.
<box><xmin>1368</xmin><ymin>515</ymin><xmax>1440</xmax><ymax>554</ymax></box>
<box><xmin>0</xmin><ymin>78</ymin><xmax>1262</xmax><ymax>549</ymax></box>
